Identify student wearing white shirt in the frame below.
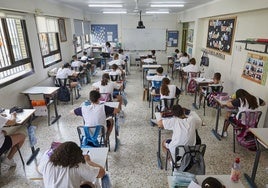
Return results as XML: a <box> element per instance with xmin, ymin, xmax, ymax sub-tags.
<box><xmin>182</xmin><ymin>58</ymin><xmax>199</xmax><ymax>73</ymax></box>
<box><xmin>157</xmin><ymin>105</ymin><xmax>201</xmax><ymax>161</ymax></box>
<box><xmin>71</xmin><ymin>55</ymin><xmax>83</xmax><ymax>71</ymax></box>
<box><xmin>56</xmin><ymin>63</ymin><xmax>79</xmax><ymax>88</ymax></box>
<box><xmin>80</xmin><ymin>51</ymin><xmax>88</xmax><ymax>62</ymax></box>
<box><xmin>174</xmin><ymin>49</ymin><xmax>182</xmax><ymax>60</ymax></box>
<box><xmin>108</xmin><ymin>53</ymin><xmax>125</xmax><ymax>67</ymax></box>
<box><xmin>109</xmin><ymin>64</ymin><xmax>124</xmax><ymax>78</ymax></box>
<box><xmin>105</xmin><ymin>41</ymin><xmax>112</xmax><ymax>53</ymax></box>
<box><xmin>38</xmin><ymin>141</ymin><xmax>105</xmax><ymax>188</ymax></box>
<box><xmin>179</xmin><ymin>52</ymin><xmax>190</xmax><ymax>67</ymax></box>
<box><xmin>160</xmin><ymin>77</ymin><xmax>181</xmax><ymax>99</ymax></box>
<box><xmin>0</xmin><ymin>113</ymin><xmax>26</xmax><ymax>167</ymax></box>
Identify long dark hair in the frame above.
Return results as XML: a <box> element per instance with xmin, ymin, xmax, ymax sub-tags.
<box><xmin>50</xmin><ymin>141</ymin><xmax>85</xmax><ymax>168</ymax></box>
<box><xmin>236</xmin><ymin>89</ymin><xmax>258</xmax><ymax>109</ymax></box>
<box><xmin>101</xmin><ymin>73</ymin><xmax>110</xmax><ymax>86</ymax></box>
<box><xmin>161</xmin><ymin>77</ymin><xmax>170</xmax><ymax>96</ymax></box>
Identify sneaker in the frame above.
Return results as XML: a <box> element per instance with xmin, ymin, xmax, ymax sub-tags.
<box><xmin>2</xmin><ymin>158</ymin><xmax>16</xmax><ymax>167</ymax></box>
<box><xmin>222</xmin><ymin>131</ymin><xmax>228</xmax><ymax>138</ymax></box>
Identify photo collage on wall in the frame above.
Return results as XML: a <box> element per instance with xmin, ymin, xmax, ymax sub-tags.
<box><xmin>241</xmin><ymin>52</ymin><xmax>268</xmax><ymax>85</ymax></box>
<box><xmin>91</xmin><ymin>24</ymin><xmax>118</xmax><ymax>44</ymax></box>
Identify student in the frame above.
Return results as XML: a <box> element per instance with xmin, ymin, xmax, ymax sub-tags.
<box><xmin>182</xmin><ymin>58</ymin><xmax>199</xmax><ymax>73</ymax></box>
<box><xmin>56</xmin><ymin>63</ymin><xmax>80</xmax><ymax>90</ymax></box>
<box><xmin>80</xmin><ymin>51</ymin><xmax>88</xmax><ymax>62</ymax></box>
<box><xmin>222</xmin><ymin>89</ymin><xmax>265</xmax><ymax>137</ymax></box>
<box><xmin>0</xmin><ymin>112</ymin><xmax>26</xmax><ymax>167</ymax></box>
<box><xmin>108</xmin><ymin>53</ymin><xmax>125</xmax><ymax>67</ymax></box>
<box><xmin>38</xmin><ymin>141</ymin><xmax>105</xmax><ymax>188</ymax></box>
<box><xmin>71</xmin><ymin>55</ymin><xmax>83</xmax><ymax>71</ymax></box>
<box><xmin>109</xmin><ymin>64</ymin><xmax>123</xmax><ymax>78</ymax></box>
<box><xmin>72</xmin><ymin>90</ymin><xmax>120</xmax><ymax>140</ymax></box>
<box><xmin>92</xmin><ymin>73</ymin><xmax>123</xmax><ymax>110</ymax></box>
<box><xmin>151</xmin><ymin>50</ymin><xmax>156</xmax><ymax>59</ymax></box>
<box><xmin>157</xmin><ymin>105</ymin><xmax>201</xmax><ymax>161</ymax></box>
<box><xmin>178</xmin><ymin>52</ymin><xmax>190</xmax><ymax>67</ymax></box>
<box><xmin>174</xmin><ymin>49</ymin><xmax>182</xmax><ymax>60</ymax></box>
<box><xmin>105</xmin><ymin>41</ymin><xmax>112</xmax><ymax>53</ymax></box>
<box><xmin>118</xmin><ymin>49</ymin><xmax>126</xmax><ymax>61</ymax></box>
<box><xmin>160</xmin><ymin>77</ymin><xmax>181</xmax><ymax>99</ymax></box>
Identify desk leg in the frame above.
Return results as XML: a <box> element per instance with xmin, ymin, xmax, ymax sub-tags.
<box><xmin>51</xmin><ymin>96</ymin><xmax>61</xmax><ymax>125</ymax></box>
<box><xmin>192</xmin><ymin>83</ymin><xmax>199</xmax><ymax>109</ymax></box>
<box><xmin>211</xmin><ymin>105</ymin><xmax>222</xmax><ymax>141</ymax></box>
<box><xmin>244</xmin><ymin>139</ymin><xmax>260</xmax><ymax>188</ymax></box>
<box><xmin>142</xmin><ymin>69</ymin><xmax>145</xmax><ymax>87</ymax></box>
<box><xmin>114</xmin><ymin>116</ymin><xmax>119</xmax><ymax>152</ymax></box>
<box><xmin>157</xmin><ymin>128</ymin><xmax>162</xmax><ymax>169</ymax></box>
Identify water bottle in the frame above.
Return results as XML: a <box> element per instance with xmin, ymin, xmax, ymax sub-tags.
<box><xmin>231</xmin><ymin>157</ymin><xmax>241</xmax><ymax>182</ymax></box>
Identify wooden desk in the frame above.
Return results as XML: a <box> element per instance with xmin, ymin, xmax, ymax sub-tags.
<box><xmin>192</xmin><ymin>78</ymin><xmax>213</xmax><ymax>109</ymax></box>
<box><xmin>3</xmin><ymin>109</ymin><xmax>40</xmax><ymax>165</ymax></box>
<box><xmin>82</xmin><ymin>147</ymin><xmax>109</xmax><ymax>170</ymax></box>
<box><xmin>244</xmin><ymin>128</ymin><xmax>268</xmax><ymax>188</ymax></box>
<box><xmin>168</xmin><ymin>175</ymin><xmax>245</xmax><ymax>188</ymax></box>
<box><xmin>211</xmin><ymin>96</ymin><xmax>229</xmax><ymax>141</ymax></box>
<box><xmin>21</xmin><ymin>86</ymin><xmax>61</xmax><ymax>126</ymax></box>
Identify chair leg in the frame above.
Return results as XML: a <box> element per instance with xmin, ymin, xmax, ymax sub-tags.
<box><xmin>47</xmin><ymin>104</ymin><xmax>50</xmax><ymax>126</ymax></box>
<box><xmin>203</xmin><ymin>97</ymin><xmax>206</xmax><ymax>116</ymax></box>
<box><xmin>165</xmin><ymin>151</ymin><xmax>169</xmax><ymax>171</ymax></box>
<box><xmin>233</xmin><ymin>127</ymin><xmax>236</xmax><ymax>153</ymax></box>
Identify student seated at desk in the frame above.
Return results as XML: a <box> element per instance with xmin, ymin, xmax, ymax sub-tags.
<box><xmin>182</xmin><ymin>58</ymin><xmax>199</xmax><ymax>73</ymax></box>
<box><xmin>150</xmin><ymin>67</ymin><xmax>166</xmax><ymax>88</ymax></box>
<box><xmin>178</xmin><ymin>52</ymin><xmax>190</xmax><ymax>67</ymax></box>
<box><xmin>81</xmin><ymin>51</ymin><xmax>89</xmax><ymax>62</ymax></box>
<box><xmin>71</xmin><ymin>55</ymin><xmax>83</xmax><ymax>71</ymax></box>
<box><xmin>92</xmin><ymin>73</ymin><xmax>123</xmax><ymax>110</ymax></box>
<box><xmin>0</xmin><ymin>112</ymin><xmax>26</xmax><ymax>167</ymax></box>
<box><xmin>157</xmin><ymin>105</ymin><xmax>201</xmax><ymax>162</ymax></box>
<box><xmin>174</xmin><ymin>49</ymin><xmax>182</xmax><ymax>60</ymax></box>
<box><xmin>38</xmin><ymin>141</ymin><xmax>105</xmax><ymax>188</ymax></box>
<box><xmin>109</xmin><ymin>64</ymin><xmax>124</xmax><ymax>79</ymax></box>
<box><xmin>108</xmin><ymin>53</ymin><xmax>125</xmax><ymax>68</ymax></box>
<box><xmin>72</xmin><ymin>90</ymin><xmax>120</xmax><ymax>140</ymax></box>
<box><xmin>160</xmin><ymin>77</ymin><xmax>181</xmax><ymax>99</ymax></box>
<box><xmin>56</xmin><ymin>63</ymin><xmax>81</xmax><ymax>91</ymax></box>
<box><xmin>222</xmin><ymin>89</ymin><xmax>265</xmax><ymax>137</ymax></box>
<box><xmin>150</xmin><ymin>50</ymin><xmax>156</xmax><ymax>59</ymax></box>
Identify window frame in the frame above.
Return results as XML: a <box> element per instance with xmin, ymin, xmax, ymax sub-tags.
<box><xmin>0</xmin><ymin>18</ymin><xmax>34</xmax><ymax>88</ymax></box>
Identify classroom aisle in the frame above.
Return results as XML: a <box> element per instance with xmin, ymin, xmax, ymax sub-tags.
<box><xmin>0</xmin><ymin>66</ymin><xmax>267</xmax><ymax>188</ymax></box>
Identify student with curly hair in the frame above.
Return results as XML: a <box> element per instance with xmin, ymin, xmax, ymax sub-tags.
<box><xmin>38</xmin><ymin>141</ymin><xmax>105</xmax><ymax>188</ymax></box>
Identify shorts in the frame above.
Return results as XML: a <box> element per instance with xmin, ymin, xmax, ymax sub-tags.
<box><xmin>0</xmin><ymin>135</ymin><xmax>12</xmax><ymax>156</ymax></box>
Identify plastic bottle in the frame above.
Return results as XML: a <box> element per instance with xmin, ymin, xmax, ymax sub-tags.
<box><xmin>231</xmin><ymin>157</ymin><xmax>241</xmax><ymax>182</ymax></box>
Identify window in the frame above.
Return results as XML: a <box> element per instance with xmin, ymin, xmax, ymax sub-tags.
<box><xmin>36</xmin><ymin>16</ymin><xmax>61</xmax><ymax>68</ymax></box>
<box><xmin>0</xmin><ymin>15</ymin><xmax>33</xmax><ymax>88</ymax></box>
<box><xmin>83</xmin><ymin>21</ymin><xmax>90</xmax><ymax>50</ymax></box>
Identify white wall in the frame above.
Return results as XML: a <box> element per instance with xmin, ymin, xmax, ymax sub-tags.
<box><xmin>179</xmin><ymin>0</ymin><xmax>268</xmax><ymax>127</ymax></box>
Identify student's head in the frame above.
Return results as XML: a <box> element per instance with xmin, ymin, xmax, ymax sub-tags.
<box><xmin>83</xmin><ymin>51</ymin><xmax>87</xmax><ymax>56</ymax></box>
<box><xmin>151</xmin><ymin>50</ymin><xmax>156</xmax><ymax>55</ymax></box>
<box><xmin>183</xmin><ymin>52</ymin><xmax>188</xmax><ymax>57</ymax></box>
<box><xmin>111</xmin><ymin>64</ymin><xmax>118</xmax><ymax>71</ymax></box>
<box><xmin>89</xmin><ymin>90</ymin><xmax>101</xmax><ymax>103</ymax></box>
<box><xmin>213</xmin><ymin>72</ymin><xmax>221</xmax><ymax>83</ymax></box>
<box><xmin>63</xmin><ymin>62</ymin><xmax>71</xmax><ymax>68</ymax></box>
<box><xmin>105</xmin><ymin>41</ymin><xmax>111</xmax><ymax>47</ymax></box>
<box><xmin>156</xmin><ymin>67</ymin><xmax>164</xmax><ymax>75</ymax></box>
<box><xmin>236</xmin><ymin>89</ymin><xmax>258</xmax><ymax>109</ymax></box>
<box><xmin>189</xmin><ymin>58</ymin><xmax>196</xmax><ymax>65</ymax></box>
<box><xmin>161</xmin><ymin>77</ymin><xmax>170</xmax><ymax>96</ymax></box>
<box><xmin>172</xmin><ymin>105</ymin><xmax>185</xmax><ymax>118</ymax></box>
<box><xmin>201</xmin><ymin>177</ymin><xmax>225</xmax><ymax>188</ymax></box>
<box><xmin>101</xmin><ymin>73</ymin><xmax>110</xmax><ymax>86</ymax></box>
<box><xmin>175</xmin><ymin>49</ymin><xmax>179</xmax><ymax>53</ymax></box>
<box><xmin>118</xmin><ymin>49</ymin><xmax>123</xmax><ymax>54</ymax></box>
<box><xmin>50</xmin><ymin>141</ymin><xmax>85</xmax><ymax>168</ymax></box>
<box><xmin>72</xmin><ymin>55</ymin><xmax>78</xmax><ymax>60</ymax></box>
<box><xmin>113</xmin><ymin>53</ymin><xmax>119</xmax><ymax>60</ymax></box>
<box><xmin>148</xmin><ymin>55</ymin><xmax>153</xmax><ymax>58</ymax></box>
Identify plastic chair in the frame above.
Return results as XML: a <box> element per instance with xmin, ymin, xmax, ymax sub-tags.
<box><xmin>153</xmin><ymin>98</ymin><xmax>176</xmax><ymax>119</ymax></box>
<box><xmin>200</xmin><ymin>85</ymin><xmax>223</xmax><ymax>116</ymax></box>
<box><xmin>165</xmin><ymin>144</ymin><xmax>206</xmax><ymax>175</ymax></box>
<box><xmin>230</xmin><ymin>111</ymin><xmax>262</xmax><ymax>153</ymax></box>
<box><xmin>110</xmin><ymin>75</ymin><xmax>120</xmax><ymax>82</ymax></box>
<box><xmin>149</xmin><ymin>80</ymin><xmax>162</xmax><ymax>108</ymax></box>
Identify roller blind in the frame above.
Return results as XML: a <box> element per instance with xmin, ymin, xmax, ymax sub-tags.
<box><xmin>83</xmin><ymin>21</ymin><xmax>91</xmax><ymax>35</ymax></box>
<box><xmin>74</xmin><ymin>19</ymin><xmax>83</xmax><ymax>36</ymax></box>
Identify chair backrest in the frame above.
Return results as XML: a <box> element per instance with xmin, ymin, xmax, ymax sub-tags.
<box><xmin>110</xmin><ymin>75</ymin><xmax>120</xmax><ymax>82</ymax></box>
<box><xmin>77</xmin><ymin>125</ymin><xmax>106</xmax><ymax>148</ymax></box>
<box><xmin>159</xmin><ymin>98</ymin><xmax>175</xmax><ymax>112</ymax></box>
<box><xmin>237</xmin><ymin>110</ymin><xmax>262</xmax><ymax>128</ymax></box>
<box><xmin>152</xmin><ymin>80</ymin><xmax>162</xmax><ymax>89</ymax></box>
<box><xmin>176</xmin><ymin>144</ymin><xmax>206</xmax><ymax>175</ymax></box>
<box><xmin>187</xmin><ymin>72</ymin><xmax>200</xmax><ymax>78</ymax></box>
<box><xmin>55</xmin><ymin>78</ymin><xmax>67</xmax><ymax>87</ymax></box>
<box><xmin>99</xmin><ymin>93</ymin><xmax>112</xmax><ymax>102</ymax></box>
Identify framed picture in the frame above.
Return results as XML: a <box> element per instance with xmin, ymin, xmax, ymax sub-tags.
<box><xmin>206</xmin><ymin>17</ymin><xmax>236</xmax><ymax>54</ymax></box>
<box><xmin>58</xmin><ymin>18</ymin><xmax>67</xmax><ymax>42</ymax></box>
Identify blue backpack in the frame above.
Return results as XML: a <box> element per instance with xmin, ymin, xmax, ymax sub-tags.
<box><xmin>57</xmin><ymin>86</ymin><xmax>70</xmax><ymax>102</ymax></box>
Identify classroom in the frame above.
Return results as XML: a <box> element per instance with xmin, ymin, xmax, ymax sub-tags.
<box><xmin>0</xmin><ymin>0</ymin><xmax>268</xmax><ymax>187</ymax></box>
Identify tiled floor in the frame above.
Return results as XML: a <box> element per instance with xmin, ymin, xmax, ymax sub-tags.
<box><xmin>0</xmin><ymin>66</ymin><xmax>267</xmax><ymax>188</ymax></box>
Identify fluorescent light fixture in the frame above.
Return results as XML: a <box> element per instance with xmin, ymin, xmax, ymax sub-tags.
<box><xmin>146</xmin><ymin>11</ymin><xmax>169</xmax><ymax>14</ymax></box>
<box><xmin>103</xmin><ymin>11</ymin><xmax>127</xmax><ymax>14</ymax></box>
<box><xmin>89</xmin><ymin>4</ymin><xmax>123</xmax><ymax>8</ymax></box>
<box><xmin>0</xmin><ymin>12</ymin><xmax>6</xmax><ymax>18</ymax></box>
<box><xmin>151</xmin><ymin>4</ymin><xmax>184</xmax><ymax>7</ymax></box>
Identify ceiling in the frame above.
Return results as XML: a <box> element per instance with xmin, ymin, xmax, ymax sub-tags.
<box><xmin>48</xmin><ymin>0</ymin><xmax>215</xmax><ymax>14</ymax></box>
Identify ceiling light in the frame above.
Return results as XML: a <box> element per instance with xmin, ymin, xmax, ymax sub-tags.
<box><xmin>89</xmin><ymin>4</ymin><xmax>123</xmax><ymax>8</ymax></box>
<box><xmin>150</xmin><ymin>4</ymin><xmax>184</xmax><ymax>7</ymax></box>
<box><xmin>146</xmin><ymin>11</ymin><xmax>170</xmax><ymax>14</ymax></box>
<box><xmin>103</xmin><ymin>11</ymin><xmax>127</xmax><ymax>14</ymax></box>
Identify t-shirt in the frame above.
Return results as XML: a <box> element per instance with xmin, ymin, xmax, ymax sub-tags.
<box><xmin>182</xmin><ymin>64</ymin><xmax>199</xmax><ymax>73</ymax></box>
<box><xmin>179</xmin><ymin>56</ymin><xmax>189</xmax><ymax>66</ymax></box>
<box><xmin>92</xmin><ymin>81</ymin><xmax>121</xmax><ymax>94</ymax></box>
<box><xmin>108</xmin><ymin>59</ymin><xmax>125</xmax><ymax>66</ymax></box>
<box><xmin>38</xmin><ymin>152</ymin><xmax>100</xmax><ymax>188</ymax></box>
<box><xmin>81</xmin><ymin>56</ymin><xmax>88</xmax><ymax>61</ymax></box>
<box><xmin>162</xmin><ymin>111</ymin><xmax>201</xmax><ymax>160</ymax></box>
<box><xmin>56</xmin><ymin>68</ymin><xmax>73</xmax><ymax>79</ymax></box>
<box><xmin>160</xmin><ymin>85</ymin><xmax>179</xmax><ymax>99</ymax></box>
<box><xmin>71</xmin><ymin>60</ymin><xmax>82</xmax><ymax>68</ymax></box>
<box><xmin>109</xmin><ymin>69</ymin><xmax>122</xmax><ymax>76</ymax></box>
<box><xmin>0</xmin><ymin>115</ymin><xmax>8</xmax><ymax>148</ymax></box>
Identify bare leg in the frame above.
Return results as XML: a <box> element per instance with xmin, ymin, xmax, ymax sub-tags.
<box><xmin>7</xmin><ymin>133</ymin><xmax>26</xmax><ymax>159</ymax></box>
<box><xmin>223</xmin><ymin>111</ymin><xmax>231</xmax><ymax>132</ymax></box>
<box><xmin>116</xmin><ymin>95</ymin><xmax>123</xmax><ymax>110</ymax></box>
<box><xmin>106</xmin><ymin>119</ymin><xmax>114</xmax><ymax>141</ymax></box>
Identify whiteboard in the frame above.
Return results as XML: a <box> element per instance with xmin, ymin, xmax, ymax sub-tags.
<box><xmin>122</xmin><ymin>29</ymin><xmax>166</xmax><ymax>50</ymax></box>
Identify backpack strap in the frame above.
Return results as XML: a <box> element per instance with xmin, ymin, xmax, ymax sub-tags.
<box><xmin>83</xmin><ymin>126</ymin><xmax>101</xmax><ymax>147</ymax></box>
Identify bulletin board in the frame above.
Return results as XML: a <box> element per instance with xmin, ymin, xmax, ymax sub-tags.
<box><xmin>206</xmin><ymin>17</ymin><xmax>236</xmax><ymax>54</ymax></box>
<box><xmin>241</xmin><ymin>52</ymin><xmax>268</xmax><ymax>85</ymax></box>
<box><xmin>91</xmin><ymin>24</ymin><xmax>118</xmax><ymax>44</ymax></box>
<box><xmin>167</xmin><ymin>30</ymin><xmax>179</xmax><ymax>47</ymax></box>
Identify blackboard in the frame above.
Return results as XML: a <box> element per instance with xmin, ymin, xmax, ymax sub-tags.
<box><xmin>206</xmin><ymin>17</ymin><xmax>236</xmax><ymax>54</ymax></box>
<box><xmin>122</xmin><ymin>29</ymin><xmax>166</xmax><ymax>50</ymax></box>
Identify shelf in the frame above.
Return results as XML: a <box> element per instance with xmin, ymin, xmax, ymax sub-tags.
<box><xmin>235</xmin><ymin>40</ymin><xmax>268</xmax><ymax>54</ymax></box>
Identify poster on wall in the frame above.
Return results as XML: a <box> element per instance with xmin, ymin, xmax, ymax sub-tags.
<box><xmin>91</xmin><ymin>24</ymin><xmax>118</xmax><ymax>44</ymax></box>
<box><xmin>206</xmin><ymin>17</ymin><xmax>236</xmax><ymax>54</ymax></box>
<box><xmin>241</xmin><ymin>52</ymin><xmax>268</xmax><ymax>85</ymax></box>
<box><xmin>167</xmin><ymin>30</ymin><xmax>178</xmax><ymax>47</ymax></box>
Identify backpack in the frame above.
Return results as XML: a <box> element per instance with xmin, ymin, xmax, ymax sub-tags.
<box><xmin>236</xmin><ymin>128</ymin><xmax>256</xmax><ymax>151</ymax></box>
<box><xmin>57</xmin><ymin>86</ymin><xmax>70</xmax><ymax>102</ymax></box>
<box><xmin>206</xmin><ymin>92</ymin><xmax>217</xmax><ymax>107</ymax></box>
<box><xmin>187</xmin><ymin>79</ymin><xmax>196</xmax><ymax>94</ymax></box>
